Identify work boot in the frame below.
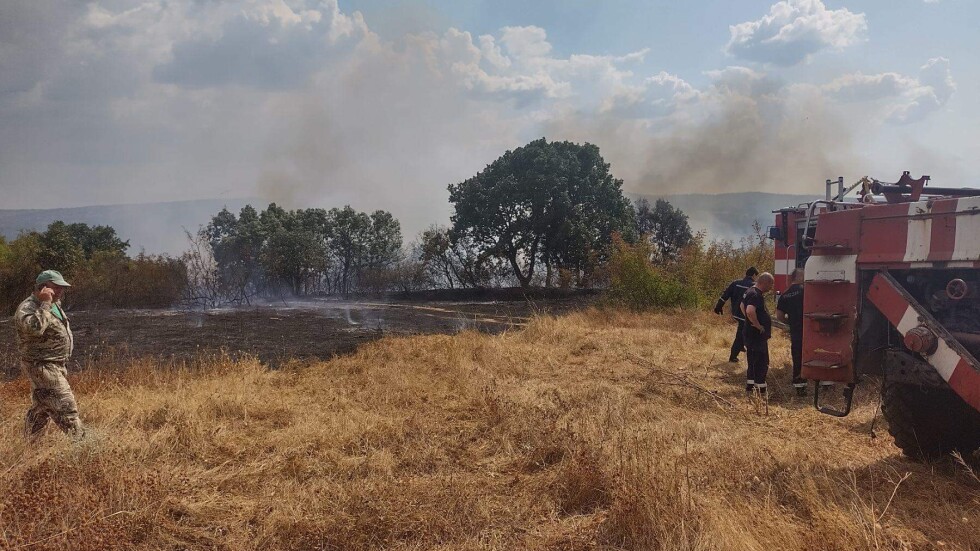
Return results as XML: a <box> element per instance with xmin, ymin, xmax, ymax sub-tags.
<box><xmin>755</xmin><ymin>384</ymin><xmax>768</xmax><ymax>398</ymax></box>
<box><xmin>729</xmin><ymin>355</ymin><xmax>740</xmax><ymax>363</ymax></box>
<box><xmin>745</xmin><ymin>380</ymin><xmax>755</xmax><ymax>394</ymax></box>
<box><xmin>793</xmin><ymin>378</ymin><xmax>808</xmax><ymax>397</ymax></box>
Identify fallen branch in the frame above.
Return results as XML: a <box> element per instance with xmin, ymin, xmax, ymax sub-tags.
<box><xmin>626</xmin><ymin>352</ymin><xmax>736</xmax><ymax>409</ymax></box>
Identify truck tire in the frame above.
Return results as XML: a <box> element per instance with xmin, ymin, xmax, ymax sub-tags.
<box><xmin>882</xmin><ymin>381</ymin><xmax>980</xmax><ymax>460</ymax></box>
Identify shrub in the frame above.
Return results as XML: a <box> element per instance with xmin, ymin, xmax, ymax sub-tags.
<box><xmin>606</xmin><ymin>234</ymin><xmax>697</xmax><ymax>310</ymax></box>
<box><xmin>0</xmin><ymin>227</ymin><xmax>187</xmax><ymax>313</ymax></box>
<box><xmin>668</xmin><ymin>221</ymin><xmax>774</xmax><ymax>308</ymax></box>
<box><xmin>66</xmin><ymin>253</ymin><xmax>187</xmax><ymax>309</ymax></box>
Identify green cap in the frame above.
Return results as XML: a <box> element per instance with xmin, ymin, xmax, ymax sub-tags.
<box><xmin>36</xmin><ymin>270</ymin><xmax>71</xmax><ymax>287</ymax></box>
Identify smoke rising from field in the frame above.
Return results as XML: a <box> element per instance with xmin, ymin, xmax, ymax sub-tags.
<box><xmin>251</xmin><ymin>36</ymin><xmax>525</xmax><ymax>237</ymax></box>
<box><xmin>545</xmin><ymin>84</ymin><xmax>863</xmax><ymax>198</ymax></box>
<box><xmin>249</xmin><ymin>33</ymin><xmax>869</xmax><ymax>243</ymax></box>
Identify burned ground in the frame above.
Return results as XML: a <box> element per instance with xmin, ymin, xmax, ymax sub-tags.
<box><xmin>0</xmin><ymin>298</ymin><xmax>592</xmax><ymax>376</ymax></box>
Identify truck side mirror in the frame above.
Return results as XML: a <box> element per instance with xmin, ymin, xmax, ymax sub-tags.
<box><xmin>767</xmin><ymin>226</ymin><xmax>782</xmax><ymax>240</ymax></box>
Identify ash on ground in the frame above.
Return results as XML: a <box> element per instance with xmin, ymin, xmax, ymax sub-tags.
<box><xmin>0</xmin><ymin>298</ymin><xmax>591</xmax><ymax>377</ymax></box>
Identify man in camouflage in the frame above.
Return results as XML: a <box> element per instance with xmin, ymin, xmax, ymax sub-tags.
<box><xmin>15</xmin><ymin>270</ymin><xmax>84</xmax><ymax>438</ymax></box>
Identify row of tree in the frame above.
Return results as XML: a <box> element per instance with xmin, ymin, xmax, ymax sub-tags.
<box><xmin>191</xmin><ymin>139</ymin><xmax>695</xmax><ymax>300</ymax></box>
<box><xmin>189</xmin><ymin>204</ymin><xmax>403</xmax><ymax>304</ymax></box>
<box><xmin>1</xmin><ymin>138</ymin><xmax>704</xmax><ymax>309</ymax></box>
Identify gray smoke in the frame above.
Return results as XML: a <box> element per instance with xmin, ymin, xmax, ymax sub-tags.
<box><xmin>545</xmin><ymin>86</ymin><xmax>863</xmax><ymax>198</ymax></box>
<box><xmin>251</xmin><ymin>38</ymin><xmax>526</xmax><ymax>235</ymax></box>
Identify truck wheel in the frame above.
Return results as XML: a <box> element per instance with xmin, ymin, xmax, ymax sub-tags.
<box><xmin>882</xmin><ymin>381</ymin><xmax>980</xmax><ymax>460</ymax></box>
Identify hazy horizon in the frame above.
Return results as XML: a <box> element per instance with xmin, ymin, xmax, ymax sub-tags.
<box><xmin>0</xmin><ymin>190</ymin><xmax>821</xmax><ymax>255</ymax></box>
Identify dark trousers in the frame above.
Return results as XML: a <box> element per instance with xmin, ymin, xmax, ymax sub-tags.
<box><xmin>746</xmin><ymin>340</ymin><xmax>769</xmax><ymax>388</ymax></box>
<box><xmin>791</xmin><ymin>332</ymin><xmax>805</xmax><ymax>386</ymax></box>
<box><xmin>730</xmin><ymin>319</ymin><xmax>746</xmax><ymax>359</ymax></box>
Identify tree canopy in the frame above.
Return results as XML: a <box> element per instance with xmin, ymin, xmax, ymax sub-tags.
<box><xmin>201</xmin><ymin>203</ymin><xmax>403</xmax><ymax>299</ymax></box>
<box><xmin>448</xmin><ymin>138</ymin><xmax>636</xmax><ymax>288</ymax></box>
<box><xmin>634</xmin><ymin>198</ymin><xmax>693</xmax><ymax>263</ymax></box>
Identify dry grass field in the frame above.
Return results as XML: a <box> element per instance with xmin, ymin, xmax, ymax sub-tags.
<box><xmin>0</xmin><ymin>309</ymin><xmax>977</xmax><ymax>550</ymax></box>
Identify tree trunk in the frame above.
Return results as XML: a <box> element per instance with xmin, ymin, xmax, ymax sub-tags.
<box><xmin>507</xmin><ymin>250</ymin><xmax>531</xmax><ymax>289</ymax></box>
<box><xmin>442</xmin><ymin>262</ymin><xmax>455</xmax><ymax>289</ymax></box>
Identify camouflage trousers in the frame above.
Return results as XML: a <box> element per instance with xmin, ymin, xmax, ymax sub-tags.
<box><xmin>21</xmin><ymin>361</ymin><xmax>83</xmax><ymax>438</ymax></box>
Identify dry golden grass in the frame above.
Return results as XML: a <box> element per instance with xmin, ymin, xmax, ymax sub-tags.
<box><xmin>0</xmin><ymin>310</ymin><xmax>978</xmax><ymax>550</ymax></box>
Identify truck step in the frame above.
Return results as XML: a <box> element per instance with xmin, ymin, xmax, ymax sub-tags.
<box><xmin>803</xmin><ymin>360</ymin><xmax>845</xmax><ymax>369</ymax></box>
<box><xmin>804</xmin><ymin>312</ymin><xmax>849</xmax><ymax>320</ymax></box>
<box><xmin>809</xmin><ymin>242</ymin><xmax>852</xmax><ymax>252</ymax></box>
<box><xmin>807</xmin><ymin>279</ymin><xmax>850</xmax><ymax>285</ymax></box>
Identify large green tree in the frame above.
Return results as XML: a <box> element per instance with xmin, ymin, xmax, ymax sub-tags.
<box><xmin>64</xmin><ymin>223</ymin><xmax>129</xmax><ymax>259</ymax></box>
<box><xmin>448</xmin><ymin>138</ymin><xmax>635</xmax><ymax>288</ymax></box>
<box><xmin>37</xmin><ymin>221</ymin><xmax>129</xmax><ymax>272</ymax></box>
<box><xmin>365</xmin><ymin>210</ymin><xmax>403</xmax><ymax>270</ymax></box>
<box><xmin>634</xmin><ymin>198</ymin><xmax>693</xmax><ymax>263</ymax></box>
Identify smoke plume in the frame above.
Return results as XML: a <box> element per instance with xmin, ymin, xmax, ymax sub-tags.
<box><xmin>545</xmin><ymin>82</ymin><xmax>863</xmax><ymax>198</ymax></box>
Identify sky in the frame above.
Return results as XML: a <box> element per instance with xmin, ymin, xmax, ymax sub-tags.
<box><xmin>0</xmin><ymin>0</ymin><xmax>977</xmax><ymax>241</ymax></box>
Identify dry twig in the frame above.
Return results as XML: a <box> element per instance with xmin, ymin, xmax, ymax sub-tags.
<box><xmin>626</xmin><ymin>352</ymin><xmax>736</xmax><ymax>408</ymax></box>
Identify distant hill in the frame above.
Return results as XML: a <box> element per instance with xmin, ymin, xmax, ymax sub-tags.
<box><xmin>630</xmin><ymin>191</ymin><xmax>819</xmax><ymax>241</ymax></box>
<box><xmin>0</xmin><ymin>198</ymin><xmax>255</xmax><ymax>255</ymax></box>
<box><xmin>0</xmin><ymin>192</ymin><xmax>820</xmax><ymax>255</ymax></box>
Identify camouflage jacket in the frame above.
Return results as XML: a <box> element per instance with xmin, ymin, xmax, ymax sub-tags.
<box><xmin>14</xmin><ymin>295</ymin><xmax>74</xmax><ymax>364</ymax></box>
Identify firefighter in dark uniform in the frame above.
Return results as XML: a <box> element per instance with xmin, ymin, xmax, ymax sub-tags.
<box><xmin>776</xmin><ymin>268</ymin><xmax>807</xmax><ymax>396</ymax></box>
<box><xmin>714</xmin><ymin>267</ymin><xmax>759</xmax><ymax>363</ymax></box>
<box><xmin>741</xmin><ymin>273</ymin><xmax>774</xmax><ymax>396</ymax></box>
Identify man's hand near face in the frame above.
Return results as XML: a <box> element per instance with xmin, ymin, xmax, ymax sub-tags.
<box><xmin>38</xmin><ymin>286</ymin><xmax>55</xmax><ymax>304</ymax></box>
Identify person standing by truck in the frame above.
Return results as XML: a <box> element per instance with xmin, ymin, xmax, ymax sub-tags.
<box><xmin>714</xmin><ymin>267</ymin><xmax>759</xmax><ymax>363</ymax></box>
<box><xmin>776</xmin><ymin>268</ymin><xmax>807</xmax><ymax>396</ymax></box>
<box><xmin>741</xmin><ymin>272</ymin><xmax>774</xmax><ymax>396</ymax></box>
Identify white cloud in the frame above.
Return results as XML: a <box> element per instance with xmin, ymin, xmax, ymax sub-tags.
<box><xmin>598</xmin><ymin>71</ymin><xmax>700</xmax><ymax>118</ymax></box>
<box><xmin>822</xmin><ymin>72</ymin><xmax>918</xmax><ymax>101</ymax></box>
<box><xmin>726</xmin><ymin>0</ymin><xmax>867</xmax><ymax>66</ymax></box>
<box><xmin>822</xmin><ymin>57</ymin><xmax>955</xmax><ymax>123</ymax></box>
<box><xmin>704</xmin><ymin>66</ymin><xmax>780</xmax><ymax>98</ymax></box>
<box><xmin>499</xmin><ymin>26</ymin><xmax>553</xmax><ymax>60</ymax></box>
<box><xmin>152</xmin><ymin>0</ymin><xmax>369</xmax><ymax>89</ymax></box>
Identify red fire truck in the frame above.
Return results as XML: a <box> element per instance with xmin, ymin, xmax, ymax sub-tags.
<box><xmin>771</xmin><ymin>172</ymin><xmax>980</xmax><ymax>459</ymax></box>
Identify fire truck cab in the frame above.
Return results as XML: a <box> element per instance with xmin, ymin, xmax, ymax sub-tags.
<box><xmin>771</xmin><ymin>173</ymin><xmax>980</xmax><ymax>459</ymax></box>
